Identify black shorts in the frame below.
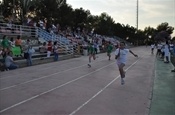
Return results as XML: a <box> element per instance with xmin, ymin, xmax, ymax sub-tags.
<box><xmin>157</xmin><ymin>49</ymin><xmax>161</xmax><ymax>53</ymax></box>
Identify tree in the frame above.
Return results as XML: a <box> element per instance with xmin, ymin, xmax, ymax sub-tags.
<box><xmin>156</xmin><ymin>22</ymin><xmax>174</xmax><ymax>35</ymax></box>
<box><xmin>57</xmin><ymin>3</ymin><xmax>73</xmax><ymax>27</ymax></box>
<box><xmin>154</xmin><ymin>22</ymin><xmax>174</xmax><ymax>42</ymax></box>
<box><xmin>143</xmin><ymin>26</ymin><xmax>156</xmax><ymax>44</ymax></box>
<box><xmin>72</xmin><ymin>8</ymin><xmax>89</xmax><ymax>29</ymax></box>
<box><xmin>95</xmin><ymin>12</ymin><xmax>115</xmax><ymax>36</ymax></box>
<box><xmin>172</xmin><ymin>36</ymin><xmax>175</xmax><ymax>41</ymax></box>
<box><xmin>19</xmin><ymin>0</ymin><xmax>35</xmax><ymax>22</ymax></box>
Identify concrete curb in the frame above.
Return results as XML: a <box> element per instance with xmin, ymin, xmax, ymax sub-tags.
<box><xmin>16</xmin><ymin>54</ymin><xmax>80</xmax><ymax>68</ymax></box>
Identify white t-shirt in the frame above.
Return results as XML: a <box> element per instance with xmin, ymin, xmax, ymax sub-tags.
<box><xmin>115</xmin><ymin>48</ymin><xmax>129</xmax><ymax>64</ymax></box>
<box><xmin>5</xmin><ymin>56</ymin><xmax>13</xmax><ymax>67</ymax></box>
<box><xmin>53</xmin><ymin>45</ymin><xmax>58</xmax><ymax>53</ymax></box>
<box><xmin>157</xmin><ymin>44</ymin><xmax>162</xmax><ymax>50</ymax></box>
<box><xmin>164</xmin><ymin>44</ymin><xmax>170</xmax><ymax>56</ymax></box>
<box><xmin>151</xmin><ymin>44</ymin><xmax>155</xmax><ymax>49</ymax></box>
<box><xmin>170</xmin><ymin>44</ymin><xmax>173</xmax><ymax>51</ymax></box>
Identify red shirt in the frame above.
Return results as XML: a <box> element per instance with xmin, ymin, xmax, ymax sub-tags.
<box><xmin>47</xmin><ymin>43</ymin><xmax>52</xmax><ymax>51</ymax></box>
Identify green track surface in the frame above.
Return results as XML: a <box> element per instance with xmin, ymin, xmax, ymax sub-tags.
<box><xmin>150</xmin><ymin>59</ymin><xmax>175</xmax><ymax>115</ymax></box>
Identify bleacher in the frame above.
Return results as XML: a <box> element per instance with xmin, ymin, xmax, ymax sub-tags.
<box><xmin>0</xmin><ymin>22</ymin><xmax>77</xmax><ymax>68</ymax></box>
<box><xmin>0</xmin><ymin>22</ymin><xmax>133</xmax><ymax>69</ymax></box>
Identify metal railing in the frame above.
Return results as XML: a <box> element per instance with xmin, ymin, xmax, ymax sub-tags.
<box><xmin>0</xmin><ymin>23</ymin><xmax>38</xmax><ymax>37</ymax></box>
<box><xmin>0</xmin><ymin>23</ymin><xmax>74</xmax><ymax>55</ymax></box>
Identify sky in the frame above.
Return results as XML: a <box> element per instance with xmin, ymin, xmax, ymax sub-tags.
<box><xmin>67</xmin><ymin>0</ymin><xmax>175</xmax><ymax>37</ymax></box>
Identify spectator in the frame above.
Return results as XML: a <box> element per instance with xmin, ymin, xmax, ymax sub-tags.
<box><xmin>39</xmin><ymin>42</ymin><xmax>47</xmax><ymax>53</ymax></box>
<box><xmin>53</xmin><ymin>41</ymin><xmax>59</xmax><ymax>61</ymax></box>
<box><xmin>24</xmin><ymin>39</ymin><xmax>35</xmax><ymax>66</ymax></box>
<box><xmin>156</xmin><ymin>42</ymin><xmax>162</xmax><ymax>57</ymax></box>
<box><xmin>1</xmin><ymin>35</ymin><xmax>10</xmax><ymax>49</ymax></box>
<box><xmin>9</xmin><ymin>37</ymin><xmax>15</xmax><ymax>48</ymax></box>
<box><xmin>47</xmin><ymin>41</ymin><xmax>52</xmax><ymax>57</ymax></box>
<box><xmin>164</xmin><ymin>41</ymin><xmax>170</xmax><ymax>63</ymax></box>
<box><xmin>5</xmin><ymin>51</ymin><xmax>19</xmax><ymax>70</ymax></box>
<box><xmin>171</xmin><ymin>40</ymin><xmax>175</xmax><ymax>72</ymax></box>
<box><xmin>0</xmin><ymin>49</ymin><xmax>6</xmax><ymax>71</ymax></box>
<box><xmin>15</xmin><ymin>35</ymin><xmax>22</xmax><ymax>57</ymax></box>
<box><xmin>151</xmin><ymin>43</ymin><xmax>155</xmax><ymax>54</ymax></box>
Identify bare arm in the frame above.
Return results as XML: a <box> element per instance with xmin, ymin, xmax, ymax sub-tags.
<box><xmin>129</xmin><ymin>50</ymin><xmax>138</xmax><ymax>57</ymax></box>
<box><xmin>115</xmin><ymin>49</ymin><xmax>120</xmax><ymax>59</ymax></box>
<box><xmin>115</xmin><ymin>54</ymin><xmax>120</xmax><ymax>59</ymax></box>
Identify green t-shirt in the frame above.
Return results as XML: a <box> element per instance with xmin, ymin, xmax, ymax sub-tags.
<box><xmin>88</xmin><ymin>45</ymin><xmax>95</xmax><ymax>54</ymax></box>
<box><xmin>107</xmin><ymin>44</ymin><xmax>113</xmax><ymax>53</ymax></box>
<box><xmin>1</xmin><ymin>38</ymin><xmax>9</xmax><ymax>48</ymax></box>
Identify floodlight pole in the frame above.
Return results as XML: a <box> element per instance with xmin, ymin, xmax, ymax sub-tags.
<box><xmin>136</xmin><ymin>0</ymin><xmax>139</xmax><ymax>46</ymax></box>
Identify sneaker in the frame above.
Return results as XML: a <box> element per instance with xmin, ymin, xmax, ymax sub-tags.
<box><xmin>88</xmin><ymin>64</ymin><xmax>91</xmax><ymax>68</ymax></box>
<box><xmin>121</xmin><ymin>78</ymin><xmax>125</xmax><ymax>85</ymax></box>
<box><xmin>123</xmin><ymin>71</ymin><xmax>126</xmax><ymax>78</ymax></box>
<box><xmin>171</xmin><ymin>69</ymin><xmax>175</xmax><ymax>72</ymax></box>
<box><xmin>164</xmin><ymin>61</ymin><xmax>169</xmax><ymax>63</ymax></box>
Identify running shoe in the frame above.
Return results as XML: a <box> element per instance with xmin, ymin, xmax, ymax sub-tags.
<box><xmin>88</xmin><ymin>64</ymin><xmax>91</xmax><ymax>68</ymax></box>
<box><xmin>121</xmin><ymin>78</ymin><xmax>125</xmax><ymax>85</ymax></box>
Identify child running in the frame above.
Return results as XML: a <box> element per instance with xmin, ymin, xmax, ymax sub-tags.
<box><xmin>115</xmin><ymin>42</ymin><xmax>138</xmax><ymax>85</ymax></box>
<box><xmin>106</xmin><ymin>41</ymin><xmax>113</xmax><ymax>60</ymax></box>
<box><xmin>87</xmin><ymin>43</ymin><xmax>96</xmax><ymax>68</ymax></box>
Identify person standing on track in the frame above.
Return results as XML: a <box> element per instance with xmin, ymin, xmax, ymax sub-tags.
<box><xmin>156</xmin><ymin>42</ymin><xmax>162</xmax><ymax>57</ymax></box>
<box><xmin>151</xmin><ymin>43</ymin><xmax>155</xmax><ymax>54</ymax></box>
<box><xmin>115</xmin><ymin>42</ymin><xmax>138</xmax><ymax>85</ymax></box>
<box><xmin>171</xmin><ymin>40</ymin><xmax>175</xmax><ymax>72</ymax></box>
<box><xmin>87</xmin><ymin>42</ymin><xmax>96</xmax><ymax>68</ymax></box>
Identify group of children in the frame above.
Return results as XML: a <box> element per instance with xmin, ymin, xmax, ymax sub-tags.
<box><xmin>151</xmin><ymin>40</ymin><xmax>175</xmax><ymax>65</ymax></box>
<box><xmin>87</xmin><ymin>41</ymin><xmax>138</xmax><ymax>85</ymax></box>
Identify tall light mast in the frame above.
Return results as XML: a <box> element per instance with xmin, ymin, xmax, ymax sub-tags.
<box><xmin>136</xmin><ymin>0</ymin><xmax>139</xmax><ymax>45</ymax></box>
<box><xmin>136</xmin><ymin>0</ymin><xmax>138</xmax><ymax>30</ymax></box>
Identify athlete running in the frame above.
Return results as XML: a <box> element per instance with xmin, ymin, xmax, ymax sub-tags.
<box><xmin>115</xmin><ymin>42</ymin><xmax>138</xmax><ymax>85</ymax></box>
<box><xmin>87</xmin><ymin>43</ymin><xmax>96</xmax><ymax>68</ymax></box>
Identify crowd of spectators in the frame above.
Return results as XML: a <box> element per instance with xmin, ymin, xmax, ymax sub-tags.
<box><xmin>0</xmin><ymin>16</ymin><xmax>120</xmax><ymax>71</ymax></box>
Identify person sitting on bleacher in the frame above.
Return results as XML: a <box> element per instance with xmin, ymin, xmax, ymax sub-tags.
<box><xmin>47</xmin><ymin>41</ymin><xmax>52</xmax><ymax>57</ymax></box>
<box><xmin>5</xmin><ymin>51</ymin><xmax>19</xmax><ymax>70</ymax></box>
<box><xmin>1</xmin><ymin>35</ymin><xmax>10</xmax><ymax>50</ymax></box>
<box><xmin>15</xmin><ymin>35</ymin><xmax>22</xmax><ymax>57</ymax></box>
<box><xmin>39</xmin><ymin>42</ymin><xmax>47</xmax><ymax>53</ymax></box>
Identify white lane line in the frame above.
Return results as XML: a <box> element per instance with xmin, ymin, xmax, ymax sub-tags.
<box><xmin>0</xmin><ymin>58</ymin><xmax>107</xmax><ymax>91</ymax></box>
<box><xmin>69</xmin><ymin>58</ymin><xmax>140</xmax><ymax>115</ymax></box>
<box><xmin>0</xmin><ymin>58</ymin><xmax>84</xmax><ymax>80</ymax></box>
<box><xmin>0</xmin><ymin>62</ymin><xmax>115</xmax><ymax>114</ymax></box>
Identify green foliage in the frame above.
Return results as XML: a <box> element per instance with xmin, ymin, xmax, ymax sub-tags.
<box><xmin>156</xmin><ymin>22</ymin><xmax>174</xmax><ymax>35</ymax></box>
<box><xmin>0</xmin><ymin>0</ymin><xmax>174</xmax><ymax>45</ymax></box>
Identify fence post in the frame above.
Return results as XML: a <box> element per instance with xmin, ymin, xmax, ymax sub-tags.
<box><xmin>20</xmin><ymin>25</ymin><xmax>22</xmax><ymax>36</ymax></box>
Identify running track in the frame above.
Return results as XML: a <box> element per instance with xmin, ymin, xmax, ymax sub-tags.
<box><xmin>0</xmin><ymin>46</ymin><xmax>155</xmax><ymax>115</ymax></box>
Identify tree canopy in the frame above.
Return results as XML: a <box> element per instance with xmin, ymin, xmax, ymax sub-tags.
<box><xmin>0</xmin><ymin>0</ymin><xmax>174</xmax><ymax>45</ymax></box>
